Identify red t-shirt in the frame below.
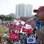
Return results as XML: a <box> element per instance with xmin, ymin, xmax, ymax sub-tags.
<box><xmin>8</xmin><ymin>32</ymin><xmax>20</xmax><ymax>41</ymax></box>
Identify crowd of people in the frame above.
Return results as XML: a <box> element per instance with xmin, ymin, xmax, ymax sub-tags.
<box><xmin>0</xmin><ymin>19</ymin><xmax>39</xmax><ymax>44</ymax></box>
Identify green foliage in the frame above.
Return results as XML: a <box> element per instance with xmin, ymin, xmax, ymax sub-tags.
<box><xmin>0</xmin><ymin>15</ymin><xmax>14</xmax><ymax>24</ymax></box>
<box><xmin>4</xmin><ymin>16</ymin><xmax>14</xmax><ymax>21</ymax></box>
<box><xmin>0</xmin><ymin>15</ymin><xmax>5</xmax><ymax>21</ymax></box>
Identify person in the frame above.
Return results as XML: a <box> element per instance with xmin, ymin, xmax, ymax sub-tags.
<box><xmin>22</xmin><ymin>34</ymin><xmax>27</xmax><ymax>44</ymax></box>
<box><xmin>0</xmin><ymin>36</ymin><xmax>1</xmax><ymax>43</ymax></box>
<box><xmin>36</xmin><ymin>19</ymin><xmax>41</xmax><ymax>30</ymax></box>
<box><xmin>33</xmin><ymin>28</ymin><xmax>40</xmax><ymax>44</ymax></box>
<box><xmin>0</xmin><ymin>33</ymin><xmax>2</xmax><ymax>43</ymax></box>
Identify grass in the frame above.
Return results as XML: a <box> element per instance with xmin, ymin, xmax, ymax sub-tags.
<box><xmin>0</xmin><ymin>27</ymin><xmax>8</xmax><ymax>33</ymax></box>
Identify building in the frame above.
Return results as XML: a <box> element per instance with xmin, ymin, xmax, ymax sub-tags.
<box><xmin>25</xmin><ymin>5</ymin><xmax>32</xmax><ymax>17</ymax></box>
<box><xmin>16</xmin><ymin>4</ymin><xmax>32</xmax><ymax>18</ymax></box>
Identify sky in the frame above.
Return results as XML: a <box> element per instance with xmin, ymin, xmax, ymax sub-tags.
<box><xmin>0</xmin><ymin>0</ymin><xmax>44</xmax><ymax>15</ymax></box>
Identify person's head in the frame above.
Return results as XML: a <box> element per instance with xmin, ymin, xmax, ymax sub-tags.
<box><xmin>34</xmin><ymin>6</ymin><xmax>44</xmax><ymax>23</ymax></box>
<box><xmin>27</xmin><ymin>33</ymin><xmax>32</xmax><ymax>37</ymax></box>
<box><xmin>33</xmin><ymin>28</ymin><xmax>36</xmax><ymax>34</ymax></box>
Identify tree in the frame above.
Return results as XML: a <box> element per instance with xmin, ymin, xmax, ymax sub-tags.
<box><xmin>4</xmin><ymin>16</ymin><xmax>14</xmax><ymax>21</ymax></box>
<box><xmin>0</xmin><ymin>15</ymin><xmax>5</xmax><ymax>24</ymax></box>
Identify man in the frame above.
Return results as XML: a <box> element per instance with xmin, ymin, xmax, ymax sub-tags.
<box><xmin>34</xmin><ymin>6</ymin><xmax>44</xmax><ymax>44</ymax></box>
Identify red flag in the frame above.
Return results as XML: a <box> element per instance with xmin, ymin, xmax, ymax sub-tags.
<box><xmin>22</xmin><ymin>28</ymin><xmax>33</xmax><ymax>34</ymax></box>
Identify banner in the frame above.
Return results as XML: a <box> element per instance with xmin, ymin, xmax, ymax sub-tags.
<box><xmin>27</xmin><ymin>36</ymin><xmax>36</xmax><ymax>43</ymax></box>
